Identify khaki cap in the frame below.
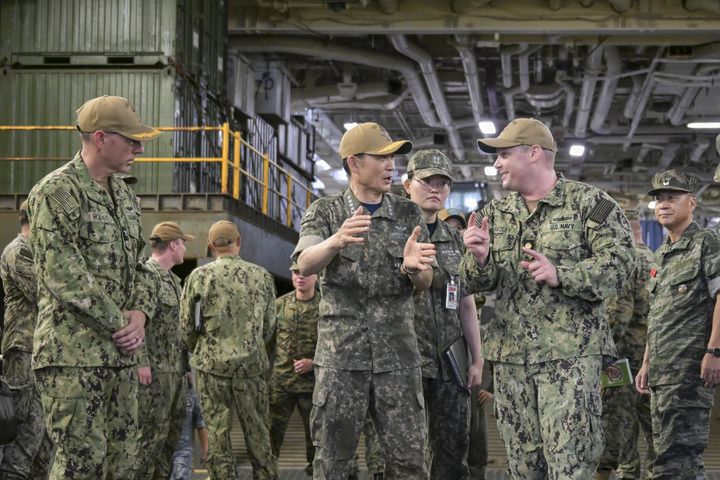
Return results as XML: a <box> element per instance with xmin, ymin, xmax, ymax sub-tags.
<box><xmin>477</xmin><ymin>118</ymin><xmax>557</xmax><ymax>154</ymax></box>
<box><xmin>76</xmin><ymin>95</ymin><xmax>160</xmax><ymax>142</ymax></box>
<box><xmin>339</xmin><ymin>122</ymin><xmax>412</xmax><ymax>159</ymax></box>
<box><xmin>623</xmin><ymin>208</ymin><xmax>640</xmax><ymax>221</ymax></box>
<box><xmin>407</xmin><ymin>149</ymin><xmax>453</xmax><ymax>181</ymax></box>
<box><xmin>438</xmin><ymin>208</ymin><xmax>467</xmax><ymax>229</ymax></box>
<box><xmin>150</xmin><ymin>222</ymin><xmax>195</xmax><ymax>242</ymax></box>
<box><xmin>647</xmin><ymin>169</ymin><xmax>699</xmax><ymax>196</ymax></box>
<box><xmin>208</xmin><ymin>220</ymin><xmax>240</xmax><ymax>247</ymax></box>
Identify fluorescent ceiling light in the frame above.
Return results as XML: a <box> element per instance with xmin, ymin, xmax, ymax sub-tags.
<box><xmin>484</xmin><ymin>166</ymin><xmax>497</xmax><ymax>176</ymax></box>
<box><xmin>315</xmin><ymin>159</ymin><xmax>331</xmax><ymax>172</ymax></box>
<box><xmin>478</xmin><ymin>121</ymin><xmax>496</xmax><ymax>135</ymax></box>
<box><xmin>312</xmin><ymin>178</ymin><xmax>326</xmax><ymax>190</ymax></box>
<box><xmin>343</xmin><ymin>122</ymin><xmax>359</xmax><ymax>131</ymax></box>
<box><xmin>648</xmin><ymin>201</ymin><xmax>657</xmax><ymax>210</ymax></box>
<box><xmin>569</xmin><ymin>144</ymin><xmax>585</xmax><ymax>157</ymax></box>
<box><xmin>687</xmin><ymin>122</ymin><xmax>720</xmax><ymax>129</ymax></box>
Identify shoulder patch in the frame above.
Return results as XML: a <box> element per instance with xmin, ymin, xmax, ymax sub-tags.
<box><xmin>588</xmin><ymin>198</ymin><xmax>615</xmax><ymax>224</ymax></box>
<box><xmin>48</xmin><ymin>186</ymin><xmax>78</xmax><ymax>216</ymax></box>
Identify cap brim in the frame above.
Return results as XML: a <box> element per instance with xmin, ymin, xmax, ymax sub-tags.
<box><xmin>121</xmin><ymin>125</ymin><xmax>162</xmax><ymax>142</ymax></box>
<box><xmin>367</xmin><ymin>140</ymin><xmax>413</xmax><ymax>156</ymax></box>
<box><xmin>647</xmin><ymin>186</ymin><xmax>693</xmax><ymax>196</ymax></box>
<box><xmin>477</xmin><ymin>138</ymin><xmax>521</xmax><ymax>154</ymax></box>
<box><xmin>413</xmin><ymin>168</ymin><xmax>453</xmax><ymax>182</ymax></box>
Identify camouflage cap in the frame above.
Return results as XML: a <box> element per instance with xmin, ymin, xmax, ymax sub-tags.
<box><xmin>208</xmin><ymin>220</ymin><xmax>240</xmax><ymax>247</ymax></box>
<box><xmin>714</xmin><ymin>133</ymin><xmax>720</xmax><ymax>182</ymax></box>
<box><xmin>339</xmin><ymin>122</ymin><xmax>412</xmax><ymax>159</ymax></box>
<box><xmin>438</xmin><ymin>208</ymin><xmax>467</xmax><ymax>229</ymax></box>
<box><xmin>150</xmin><ymin>221</ymin><xmax>195</xmax><ymax>243</ymax></box>
<box><xmin>647</xmin><ymin>169</ymin><xmax>699</xmax><ymax>196</ymax></box>
<box><xmin>76</xmin><ymin>95</ymin><xmax>160</xmax><ymax>142</ymax></box>
<box><xmin>407</xmin><ymin>149</ymin><xmax>453</xmax><ymax>181</ymax></box>
<box><xmin>623</xmin><ymin>208</ymin><xmax>640</xmax><ymax>221</ymax></box>
<box><xmin>477</xmin><ymin>118</ymin><xmax>557</xmax><ymax>154</ymax></box>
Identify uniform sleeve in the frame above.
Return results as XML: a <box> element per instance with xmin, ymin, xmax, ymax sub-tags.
<box><xmin>180</xmin><ymin>272</ymin><xmax>200</xmax><ymax>353</ymax></box>
<box><xmin>192</xmin><ymin>392</ymin><xmax>207</xmax><ymax>429</ymax></box>
<box><xmin>30</xmin><ymin>183</ymin><xmax>125</xmax><ymax>335</ymax></box>
<box><xmin>632</xmin><ymin>248</ymin><xmax>657</xmax><ymax>322</ymax></box>
<box><xmin>460</xmin><ymin>205</ymin><xmax>499</xmax><ymax>294</ymax></box>
<box><xmin>292</xmin><ymin>200</ymin><xmax>332</xmax><ymax>260</ymax></box>
<box><xmin>128</xmin><ymin>257</ymin><xmax>157</xmax><ymax>321</ymax></box>
<box><xmin>263</xmin><ymin>272</ymin><xmax>277</xmax><ymax>346</ymax></box>
<box><xmin>702</xmin><ymin>231</ymin><xmax>720</xmax><ymax>297</ymax></box>
<box><xmin>10</xmin><ymin>242</ymin><xmax>37</xmax><ymax>305</ymax></box>
<box><xmin>555</xmin><ymin>194</ymin><xmax>636</xmax><ymax>302</ymax></box>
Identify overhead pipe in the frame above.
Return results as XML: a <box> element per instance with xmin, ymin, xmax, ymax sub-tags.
<box><xmin>502</xmin><ymin>46</ymin><xmax>539</xmax><ymax>121</ymax></box>
<box><xmin>574</xmin><ymin>45</ymin><xmax>604</xmax><ymax>137</ymax></box>
<box><xmin>304</xmin><ymin>91</ymin><xmax>411</xmax><ymax>111</ymax></box>
<box><xmin>683</xmin><ymin>0</ymin><xmax>720</xmax><ymax>13</ymax></box>
<box><xmin>292</xmin><ymin>81</ymin><xmax>392</xmax><ymax>105</ymax></box>
<box><xmin>500</xmin><ymin>44</ymin><xmax>529</xmax><ymax>89</ymax></box>
<box><xmin>377</xmin><ymin>0</ymin><xmax>399</xmax><ymax>14</ymax></box>
<box><xmin>451</xmin><ymin>0</ymin><xmax>493</xmax><ymax>14</ymax></box>
<box><xmin>590</xmin><ymin>45</ymin><xmax>622</xmax><ymax>134</ymax></box>
<box><xmin>668</xmin><ymin>65</ymin><xmax>720</xmax><ymax>126</ymax></box>
<box><xmin>624</xmin><ymin>47</ymin><xmax>666</xmax><ymax>148</ymax></box>
<box><xmin>559</xmin><ymin>80</ymin><xmax>576</xmax><ymax>128</ymax></box>
<box><xmin>231</xmin><ymin>35</ymin><xmax>441</xmax><ymax>128</ymax></box>
<box><xmin>689</xmin><ymin>138</ymin><xmax>711</xmax><ymax>162</ymax></box>
<box><xmin>390</xmin><ymin>34</ymin><xmax>465</xmax><ymax>161</ymax></box>
<box><xmin>608</xmin><ymin>0</ymin><xmax>632</xmax><ymax>13</ymax></box>
<box><xmin>623</xmin><ymin>76</ymin><xmax>643</xmax><ymax>120</ymax></box>
<box><xmin>658</xmin><ymin>144</ymin><xmax>681</xmax><ymax>170</ymax></box>
<box><xmin>454</xmin><ymin>35</ymin><xmax>485</xmax><ymax>127</ymax></box>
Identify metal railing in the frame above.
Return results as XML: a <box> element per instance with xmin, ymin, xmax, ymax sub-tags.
<box><xmin>0</xmin><ymin>123</ymin><xmax>316</xmax><ymax>229</ymax></box>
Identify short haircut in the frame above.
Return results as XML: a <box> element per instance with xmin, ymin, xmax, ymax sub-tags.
<box><xmin>18</xmin><ymin>211</ymin><xmax>29</xmax><ymax>227</ymax></box>
<box><xmin>150</xmin><ymin>238</ymin><xmax>171</xmax><ymax>253</ymax></box>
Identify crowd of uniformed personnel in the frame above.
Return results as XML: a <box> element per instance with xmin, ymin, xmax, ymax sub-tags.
<box><xmin>1</xmin><ymin>94</ymin><xmax>720</xmax><ymax>480</ymax></box>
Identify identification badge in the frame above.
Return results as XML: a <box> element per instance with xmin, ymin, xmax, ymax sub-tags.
<box><xmin>446</xmin><ymin>276</ymin><xmax>459</xmax><ymax>310</ymax></box>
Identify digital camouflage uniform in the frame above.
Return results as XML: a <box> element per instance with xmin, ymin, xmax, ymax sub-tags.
<box><xmin>170</xmin><ymin>383</ymin><xmax>207</xmax><ymax>480</ymax></box>
<box><xmin>349</xmin><ymin>415</ymin><xmax>385</xmax><ymax>478</ymax></box>
<box><xmin>414</xmin><ymin>219</ymin><xmax>471</xmax><ymax>479</ymax></box>
<box><xmin>461</xmin><ymin>175</ymin><xmax>635</xmax><ymax>479</ymax></box>
<box><xmin>0</xmin><ymin>234</ymin><xmax>53</xmax><ymax>479</ymax></box>
<box><xmin>597</xmin><ymin>243</ymin><xmax>656</xmax><ymax>480</ymax></box>
<box><xmin>269</xmin><ymin>289</ymin><xmax>320</xmax><ymax>476</ymax></box>
<box><xmin>646</xmin><ymin>221</ymin><xmax>720</xmax><ymax>480</ymax></box>
<box><xmin>292</xmin><ymin>189</ymin><xmax>428</xmax><ymax>480</ymax></box>
<box><xmin>28</xmin><ymin>152</ymin><xmax>155</xmax><ymax>480</ymax></box>
<box><xmin>181</xmin><ymin>254</ymin><xmax>278</xmax><ymax>480</ymax></box>
<box><xmin>469</xmin><ymin>293</ymin><xmax>493</xmax><ymax>480</ymax></box>
<box><xmin>136</xmin><ymin>258</ymin><xmax>189</xmax><ymax>479</ymax></box>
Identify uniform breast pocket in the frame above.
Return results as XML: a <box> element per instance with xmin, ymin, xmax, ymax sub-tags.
<box><xmin>326</xmin><ymin>244</ymin><xmax>362</xmax><ymax>287</ymax></box>
<box><xmin>538</xmin><ymin>233</ymin><xmax>586</xmax><ymax>266</ymax></box>
<box><xmin>668</xmin><ymin>263</ymin><xmax>700</xmax><ymax>299</ymax></box>
<box><xmin>385</xmin><ymin>242</ymin><xmax>407</xmax><ymax>292</ymax></box>
<box><xmin>492</xmin><ymin>234</ymin><xmax>516</xmax><ymax>265</ymax></box>
<box><xmin>80</xmin><ymin>220</ymin><xmax>118</xmax><ymax>244</ymax></box>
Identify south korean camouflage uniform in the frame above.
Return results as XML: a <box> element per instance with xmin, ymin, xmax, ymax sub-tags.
<box><xmin>0</xmin><ymin>216</ymin><xmax>53</xmax><ymax>480</ymax></box>
<box><xmin>181</xmin><ymin>253</ymin><xmax>278</xmax><ymax>480</ymax></box>
<box><xmin>596</xmin><ymin>219</ymin><xmax>656</xmax><ymax>480</ymax></box>
<box><xmin>461</xmin><ymin>175</ymin><xmax>635</xmax><ymax>479</ymax></box>
<box><xmin>269</xmin><ymin>286</ymin><xmax>320</xmax><ymax>477</ymax></box>
<box><xmin>136</xmin><ymin>257</ymin><xmax>189</xmax><ymax>479</ymax></box>
<box><xmin>645</xmin><ymin>170</ymin><xmax>720</xmax><ymax>480</ymax></box>
<box><xmin>28</xmin><ymin>152</ymin><xmax>155</xmax><ymax>480</ymax></box>
<box><xmin>293</xmin><ymin>189</ymin><xmax>428</xmax><ymax>480</ymax></box>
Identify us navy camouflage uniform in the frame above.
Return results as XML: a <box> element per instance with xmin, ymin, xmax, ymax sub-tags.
<box><xmin>646</xmin><ymin>221</ymin><xmax>720</xmax><ymax>479</ymax></box>
<box><xmin>461</xmin><ymin>175</ymin><xmax>635</xmax><ymax>479</ymax></box>
<box><xmin>181</xmin><ymin>255</ymin><xmax>278</xmax><ymax>480</ymax></box>
<box><xmin>0</xmin><ymin>234</ymin><xmax>53</xmax><ymax>479</ymax></box>
<box><xmin>269</xmin><ymin>289</ymin><xmax>320</xmax><ymax>476</ymax></box>
<box><xmin>28</xmin><ymin>152</ymin><xmax>155</xmax><ymax>480</ymax></box>
<box><xmin>292</xmin><ymin>189</ymin><xmax>428</xmax><ymax>480</ymax></box>
<box><xmin>414</xmin><ymin>219</ymin><xmax>471</xmax><ymax>479</ymax></box>
<box><xmin>597</xmin><ymin>243</ymin><xmax>656</xmax><ymax>480</ymax></box>
<box><xmin>136</xmin><ymin>258</ymin><xmax>189</xmax><ymax>479</ymax></box>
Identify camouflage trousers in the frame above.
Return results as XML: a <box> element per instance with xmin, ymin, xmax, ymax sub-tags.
<box><xmin>349</xmin><ymin>414</ymin><xmax>385</xmax><ymax>476</ymax></box>
<box><xmin>0</xmin><ymin>350</ymin><xmax>53</xmax><ymax>479</ymax></box>
<box><xmin>468</xmin><ymin>386</ymin><xmax>490</xmax><ymax>480</ymax></box>
<box><xmin>650</xmin><ymin>382</ymin><xmax>713</xmax><ymax>480</ymax></box>
<box><xmin>35</xmin><ymin>365</ymin><xmax>139</xmax><ymax>480</ymax></box>
<box><xmin>493</xmin><ymin>355</ymin><xmax>604</xmax><ymax>480</ymax></box>
<box><xmin>269</xmin><ymin>386</ymin><xmax>314</xmax><ymax>475</ymax></box>
<box><xmin>195</xmin><ymin>370</ymin><xmax>278</xmax><ymax>480</ymax></box>
<box><xmin>596</xmin><ymin>384</ymin><xmax>654</xmax><ymax>480</ymax></box>
<box><xmin>311</xmin><ymin>366</ymin><xmax>427</xmax><ymax>480</ymax></box>
<box><xmin>422</xmin><ymin>375</ymin><xmax>471</xmax><ymax>479</ymax></box>
<box><xmin>136</xmin><ymin>371</ymin><xmax>187</xmax><ymax>480</ymax></box>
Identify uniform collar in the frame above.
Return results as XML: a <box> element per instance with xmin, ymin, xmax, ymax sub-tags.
<box><xmin>71</xmin><ymin>151</ymin><xmax>125</xmax><ymax>207</ymax></box>
<box><xmin>663</xmin><ymin>221</ymin><xmax>700</xmax><ymax>251</ymax></box>
<box><xmin>342</xmin><ymin>188</ymin><xmax>396</xmax><ymax>219</ymax></box>
<box><xmin>430</xmin><ymin>218</ymin><xmax>455</xmax><ymax>243</ymax></box>
<box><xmin>498</xmin><ymin>172</ymin><xmax>565</xmax><ymax>216</ymax></box>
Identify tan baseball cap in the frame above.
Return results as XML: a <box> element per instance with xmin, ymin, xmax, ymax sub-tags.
<box><xmin>208</xmin><ymin>220</ymin><xmax>240</xmax><ymax>247</ymax></box>
<box><xmin>647</xmin><ymin>169</ymin><xmax>699</xmax><ymax>196</ymax></box>
<box><xmin>477</xmin><ymin>118</ymin><xmax>557</xmax><ymax>154</ymax></box>
<box><xmin>339</xmin><ymin>122</ymin><xmax>412</xmax><ymax>159</ymax></box>
<box><xmin>438</xmin><ymin>208</ymin><xmax>467</xmax><ymax>229</ymax></box>
<box><xmin>149</xmin><ymin>222</ymin><xmax>195</xmax><ymax>243</ymax></box>
<box><xmin>76</xmin><ymin>95</ymin><xmax>160</xmax><ymax>142</ymax></box>
<box><xmin>407</xmin><ymin>149</ymin><xmax>453</xmax><ymax>181</ymax></box>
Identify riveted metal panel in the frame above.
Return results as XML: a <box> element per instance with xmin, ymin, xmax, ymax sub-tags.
<box><xmin>0</xmin><ymin>68</ymin><xmax>176</xmax><ymax>194</ymax></box>
<box><xmin>0</xmin><ymin>0</ymin><xmax>177</xmax><ymax>63</ymax></box>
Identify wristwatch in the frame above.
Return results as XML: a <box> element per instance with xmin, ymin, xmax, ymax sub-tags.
<box><xmin>706</xmin><ymin>348</ymin><xmax>720</xmax><ymax>357</ymax></box>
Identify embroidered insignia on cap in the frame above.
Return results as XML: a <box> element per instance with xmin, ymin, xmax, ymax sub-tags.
<box><xmin>588</xmin><ymin>198</ymin><xmax>615</xmax><ymax>223</ymax></box>
<box><xmin>662</xmin><ymin>178</ymin><xmax>670</xmax><ymax>186</ymax></box>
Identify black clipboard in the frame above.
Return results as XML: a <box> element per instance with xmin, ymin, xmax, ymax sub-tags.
<box><xmin>442</xmin><ymin>336</ymin><xmax>469</xmax><ymax>389</ymax></box>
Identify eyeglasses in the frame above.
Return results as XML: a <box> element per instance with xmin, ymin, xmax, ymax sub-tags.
<box><xmin>411</xmin><ymin>177</ymin><xmax>452</xmax><ymax>193</ymax></box>
<box><xmin>107</xmin><ymin>132</ymin><xmax>142</xmax><ymax>148</ymax></box>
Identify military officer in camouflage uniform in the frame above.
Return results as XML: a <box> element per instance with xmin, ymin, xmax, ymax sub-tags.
<box><xmin>461</xmin><ymin>118</ymin><xmax>635</xmax><ymax>479</ymax></box>
<box><xmin>136</xmin><ymin>222</ymin><xmax>195</xmax><ymax>479</ymax></box>
<box><xmin>0</xmin><ymin>201</ymin><xmax>53</xmax><ymax>479</ymax></box>
<box><xmin>635</xmin><ymin>170</ymin><xmax>720</xmax><ymax>480</ymax></box>
<box><xmin>27</xmin><ymin>95</ymin><xmax>158</xmax><ymax>479</ymax></box>
<box><xmin>293</xmin><ymin>122</ymin><xmax>436</xmax><ymax>480</ymax></box>
<box><xmin>269</xmin><ymin>262</ymin><xmax>320</xmax><ymax>477</ymax></box>
<box><xmin>403</xmin><ymin>149</ymin><xmax>483</xmax><ymax>479</ymax></box>
<box><xmin>181</xmin><ymin>220</ymin><xmax>278</xmax><ymax>480</ymax></box>
<box><xmin>596</xmin><ymin>209</ymin><xmax>656</xmax><ymax>480</ymax></box>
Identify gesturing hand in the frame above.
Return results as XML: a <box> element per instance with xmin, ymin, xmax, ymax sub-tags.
<box><xmin>464</xmin><ymin>212</ymin><xmax>490</xmax><ymax>266</ymax></box>
<box><xmin>519</xmin><ymin>248</ymin><xmax>559</xmax><ymax>287</ymax></box>
<box><xmin>331</xmin><ymin>206</ymin><xmax>371</xmax><ymax>250</ymax></box>
<box><xmin>403</xmin><ymin>226</ymin><xmax>436</xmax><ymax>271</ymax></box>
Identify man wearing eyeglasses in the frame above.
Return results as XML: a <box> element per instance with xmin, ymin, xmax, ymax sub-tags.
<box><xmin>461</xmin><ymin>118</ymin><xmax>635</xmax><ymax>479</ymax></box>
<box><xmin>293</xmin><ymin>122</ymin><xmax>436</xmax><ymax>479</ymax></box>
<box><xmin>27</xmin><ymin>95</ymin><xmax>159</xmax><ymax>479</ymax></box>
